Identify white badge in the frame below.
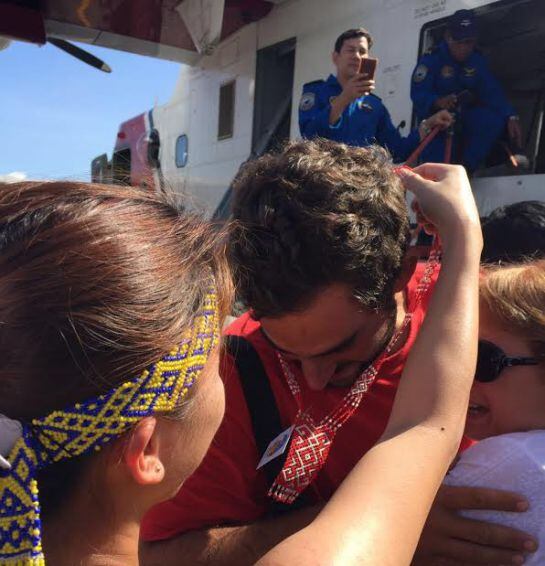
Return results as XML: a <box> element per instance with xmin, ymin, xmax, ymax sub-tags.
<box><xmin>256</xmin><ymin>425</ymin><xmax>295</xmax><ymax>470</ymax></box>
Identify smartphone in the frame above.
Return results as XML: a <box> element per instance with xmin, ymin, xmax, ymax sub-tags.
<box><xmin>359</xmin><ymin>57</ymin><xmax>378</xmax><ymax>80</ymax></box>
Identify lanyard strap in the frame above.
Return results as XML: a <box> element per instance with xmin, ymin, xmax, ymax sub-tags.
<box><xmin>269</xmin><ymin>243</ymin><xmax>441</xmax><ymax>504</ymax></box>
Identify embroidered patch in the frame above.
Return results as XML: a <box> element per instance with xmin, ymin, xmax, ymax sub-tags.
<box><xmin>413</xmin><ymin>64</ymin><xmax>428</xmax><ymax>83</ymax></box>
<box><xmin>358</xmin><ymin>100</ymin><xmax>374</xmax><ymax>111</ymax></box>
<box><xmin>299</xmin><ymin>92</ymin><xmax>315</xmax><ymax>111</ymax></box>
<box><xmin>463</xmin><ymin>66</ymin><xmax>477</xmax><ymax>77</ymax></box>
<box><xmin>441</xmin><ymin>65</ymin><xmax>455</xmax><ymax>78</ymax></box>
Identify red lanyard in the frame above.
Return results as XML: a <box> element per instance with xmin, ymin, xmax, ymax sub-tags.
<box><xmin>269</xmin><ymin>241</ymin><xmax>441</xmax><ymax>504</ymax></box>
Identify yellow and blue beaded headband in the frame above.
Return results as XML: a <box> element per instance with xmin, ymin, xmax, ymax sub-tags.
<box><xmin>0</xmin><ymin>290</ymin><xmax>219</xmax><ymax>566</ymax></box>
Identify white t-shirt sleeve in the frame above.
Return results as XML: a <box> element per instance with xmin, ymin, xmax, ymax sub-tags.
<box><xmin>444</xmin><ymin>431</ymin><xmax>545</xmax><ymax>565</ymax></box>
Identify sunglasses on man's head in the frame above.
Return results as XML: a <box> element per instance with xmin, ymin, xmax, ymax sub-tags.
<box><xmin>475</xmin><ymin>340</ymin><xmax>541</xmax><ymax>383</ymax></box>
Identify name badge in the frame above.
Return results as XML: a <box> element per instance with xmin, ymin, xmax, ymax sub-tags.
<box><xmin>257</xmin><ymin>425</ymin><xmax>295</xmax><ymax>470</ymax></box>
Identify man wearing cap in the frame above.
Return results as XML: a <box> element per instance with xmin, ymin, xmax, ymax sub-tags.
<box><xmin>299</xmin><ymin>27</ymin><xmax>452</xmax><ymax>161</ymax></box>
<box><xmin>411</xmin><ymin>9</ymin><xmax>522</xmax><ymax>172</ymax></box>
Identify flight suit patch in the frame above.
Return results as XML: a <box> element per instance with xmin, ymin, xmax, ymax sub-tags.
<box><xmin>299</xmin><ymin>92</ymin><xmax>315</xmax><ymax>111</ymax></box>
<box><xmin>413</xmin><ymin>64</ymin><xmax>428</xmax><ymax>83</ymax></box>
<box><xmin>463</xmin><ymin>66</ymin><xmax>477</xmax><ymax>78</ymax></box>
<box><xmin>358</xmin><ymin>100</ymin><xmax>374</xmax><ymax>111</ymax></box>
<box><xmin>441</xmin><ymin>65</ymin><xmax>455</xmax><ymax>78</ymax></box>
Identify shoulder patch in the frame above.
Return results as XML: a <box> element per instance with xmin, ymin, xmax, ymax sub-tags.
<box><xmin>299</xmin><ymin>92</ymin><xmax>315</xmax><ymax>112</ymax></box>
<box><xmin>413</xmin><ymin>64</ymin><xmax>428</xmax><ymax>83</ymax></box>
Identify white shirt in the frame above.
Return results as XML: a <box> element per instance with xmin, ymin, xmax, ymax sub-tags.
<box><xmin>445</xmin><ymin>430</ymin><xmax>545</xmax><ymax>565</ymax></box>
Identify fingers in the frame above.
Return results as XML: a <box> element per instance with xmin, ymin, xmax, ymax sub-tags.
<box><xmin>426</xmin><ymin>538</ymin><xmax>527</xmax><ymax>565</ymax></box>
<box><xmin>411</xmin><ymin>202</ymin><xmax>436</xmax><ymax>234</ymax></box>
<box><xmin>448</xmin><ymin>517</ymin><xmax>536</xmax><ymax>554</ymax></box>
<box><xmin>438</xmin><ymin>485</ymin><xmax>529</xmax><ymax>512</ymax></box>
<box><xmin>412</xmin><ymin>162</ymin><xmax>464</xmax><ymax>183</ymax></box>
<box><xmin>397</xmin><ymin>167</ymin><xmax>431</xmax><ymax>196</ymax></box>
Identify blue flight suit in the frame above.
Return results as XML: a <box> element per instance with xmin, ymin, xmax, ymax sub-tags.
<box><xmin>411</xmin><ymin>41</ymin><xmax>515</xmax><ymax>171</ymax></box>
<box><xmin>299</xmin><ymin>74</ymin><xmax>419</xmax><ymax>162</ymax></box>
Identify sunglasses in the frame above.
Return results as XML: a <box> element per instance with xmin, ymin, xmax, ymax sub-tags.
<box><xmin>475</xmin><ymin>340</ymin><xmax>541</xmax><ymax>383</ymax></box>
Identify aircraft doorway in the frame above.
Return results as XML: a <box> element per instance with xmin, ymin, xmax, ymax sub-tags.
<box><xmin>418</xmin><ymin>0</ymin><xmax>545</xmax><ymax>177</ymax></box>
<box><xmin>251</xmin><ymin>37</ymin><xmax>296</xmax><ymax>156</ymax></box>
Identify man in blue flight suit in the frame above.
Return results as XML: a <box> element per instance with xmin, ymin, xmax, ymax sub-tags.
<box><xmin>411</xmin><ymin>9</ymin><xmax>522</xmax><ymax>172</ymax></box>
<box><xmin>299</xmin><ymin>28</ymin><xmax>452</xmax><ymax>162</ymax></box>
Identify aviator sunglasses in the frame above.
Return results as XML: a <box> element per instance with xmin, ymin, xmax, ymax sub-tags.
<box><xmin>475</xmin><ymin>340</ymin><xmax>541</xmax><ymax>383</ymax></box>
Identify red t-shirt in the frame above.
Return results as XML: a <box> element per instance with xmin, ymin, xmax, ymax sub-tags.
<box><xmin>142</xmin><ymin>264</ymin><xmax>461</xmax><ymax>541</ymax></box>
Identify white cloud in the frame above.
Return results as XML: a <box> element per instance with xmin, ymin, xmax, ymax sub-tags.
<box><xmin>0</xmin><ymin>172</ymin><xmax>27</xmax><ymax>183</ymax></box>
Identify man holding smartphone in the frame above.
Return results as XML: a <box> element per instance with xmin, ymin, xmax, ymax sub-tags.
<box><xmin>411</xmin><ymin>10</ymin><xmax>522</xmax><ymax>173</ymax></box>
<box><xmin>299</xmin><ymin>28</ymin><xmax>452</xmax><ymax>161</ymax></box>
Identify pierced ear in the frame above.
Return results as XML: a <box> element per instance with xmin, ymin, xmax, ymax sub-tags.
<box><xmin>393</xmin><ymin>254</ymin><xmax>418</xmax><ymax>293</ymax></box>
<box><xmin>123</xmin><ymin>417</ymin><xmax>164</xmax><ymax>486</ymax></box>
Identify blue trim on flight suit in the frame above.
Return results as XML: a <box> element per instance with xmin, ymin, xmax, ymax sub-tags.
<box><xmin>299</xmin><ymin>74</ymin><xmax>419</xmax><ymax>162</ymax></box>
<box><xmin>410</xmin><ymin>42</ymin><xmax>515</xmax><ymax>171</ymax></box>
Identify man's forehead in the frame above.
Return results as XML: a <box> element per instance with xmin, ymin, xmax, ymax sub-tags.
<box><xmin>259</xmin><ymin>286</ymin><xmax>383</xmax><ymax>358</ymax></box>
<box><xmin>342</xmin><ymin>37</ymin><xmax>368</xmax><ymax>51</ymax></box>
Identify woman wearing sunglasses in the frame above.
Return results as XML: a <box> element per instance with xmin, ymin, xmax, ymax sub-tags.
<box><xmin>445</xmin><ymin>261</ymin><xmax>545</xmax><ymax>564</ymax></box>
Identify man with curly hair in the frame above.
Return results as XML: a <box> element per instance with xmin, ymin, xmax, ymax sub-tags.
<box><xmin>141</xmin><ymin>140</ymin><xmax>534</xmax><ymax>566</ymax></box>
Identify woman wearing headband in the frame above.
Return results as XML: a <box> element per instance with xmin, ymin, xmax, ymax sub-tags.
<box><xmin>0</xmin><ymin>181</ymin><xmax>233</xmax><ymax>565</ymax></box>
<box><xmin>445</xmin><ymin>261</ymin><xmax>545</xmax><ymax>564</ymax></box>
<box><xmin>0</xmin><ymin>160</ymin><xmax>481</xmax><ymax>566</ymax></box>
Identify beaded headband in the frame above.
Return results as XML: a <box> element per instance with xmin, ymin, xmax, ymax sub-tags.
<box><xmin>0</xmin><ymin>291</ymin><xmax>219</xmax><ymax>566</ymax></box>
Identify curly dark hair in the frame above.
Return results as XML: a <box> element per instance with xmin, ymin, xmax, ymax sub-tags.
<box><xmin>334</xmin><ymin>28</ymin><xmax>374</xmax><ymax>53</ymax></box>
<box><xmin>229</xmin><ymin>139</ymin><xmax>410</xmax><ymax>318</ymax></box>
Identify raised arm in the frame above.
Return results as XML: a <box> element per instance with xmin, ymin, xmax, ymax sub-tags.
<box><xmin>258</xmin><ymin>164</ymin><xmax>482</xmax><ymax>566</ymax></box>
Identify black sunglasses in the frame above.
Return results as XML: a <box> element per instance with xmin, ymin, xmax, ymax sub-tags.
<box><xmin>475</xmin><ymin>340</ymin><xmax>541</xmax><ymax>383</ymax></box>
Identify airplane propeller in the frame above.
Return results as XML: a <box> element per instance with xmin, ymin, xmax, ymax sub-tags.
<box><xmin>48</xmin><ymin>38</ymin><xmax>112</xmax><ymax>73</ymax></box>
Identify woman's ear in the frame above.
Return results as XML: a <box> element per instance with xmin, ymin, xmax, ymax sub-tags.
<box><xmin>393</xmin><ymin>253</ymin><xmax>418</xmax><ymax>293</ymax></box>
<box><xmin>123</xmin><ymin>417</ymin><xmax>164</xmax><ymax>485</ymax></box>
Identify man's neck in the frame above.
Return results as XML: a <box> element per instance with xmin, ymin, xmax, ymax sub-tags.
<box><xmin>389</xmin><ymin>289</ymin><xmax>410</xmax><ymax>356</ymax></box>
<box><xmin>336</xmin><ymin>72</ymin><xmax>349</xmax><ymax>89</ymax></box>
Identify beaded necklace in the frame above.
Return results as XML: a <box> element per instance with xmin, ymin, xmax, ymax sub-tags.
<box><xmin>268</xmin><ymin>245</ymin><xmax>441</xmax><ymax>504</ymax></box>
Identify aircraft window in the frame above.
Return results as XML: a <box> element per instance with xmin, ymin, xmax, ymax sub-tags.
<box><xmin>218</xmin><ymin>80</ymin><xmax>236</xmax><ymax>140</ymax></box>
<box><xmin>175</xmin><ymin>134</ymin><xmax>189</xmax><ymax>168</ymax></box>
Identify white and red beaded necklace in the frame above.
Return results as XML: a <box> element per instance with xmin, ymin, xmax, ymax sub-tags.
<box><xmin>268</xmin><ymin>242</ymin><xmax>441</xmax><ymax>504</ymax></box>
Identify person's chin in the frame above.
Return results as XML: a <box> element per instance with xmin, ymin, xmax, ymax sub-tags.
<box><xmin>328</xmin><ymin>365</ymin><xmax>364</xmax><ymax>388</ymax></box>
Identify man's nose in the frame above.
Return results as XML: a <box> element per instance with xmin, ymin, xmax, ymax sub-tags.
<box><xmin>300</xmin><ymin>359</ymin><xmax>336</xmax><ymax>391</ymax></box>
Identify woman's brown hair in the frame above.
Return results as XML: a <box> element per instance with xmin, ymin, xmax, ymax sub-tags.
<box><xmin>0</xmin><ymin>181</ymin><xmax>232</xmax><ymax>518</ymax></box>
<box><xmin>480</xmin><ymin>260</ymin><xmax>545</xmax><ymax>357</ymax></box>
<box><xmin>0</xmin><ymin>180</ymin><xmax>232</xmax><ymax>420</ymax></box>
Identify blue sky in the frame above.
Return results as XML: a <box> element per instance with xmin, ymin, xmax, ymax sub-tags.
<box><xmin>0</xmin><ymin>40</ymin><xmax>180</xmax><ymax>180</ymax></box>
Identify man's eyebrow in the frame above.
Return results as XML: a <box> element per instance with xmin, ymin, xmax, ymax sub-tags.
<box><xmin>259</xmin><ymin>328</ymin><xmax>358</xmax><ymax>358</ymax></box>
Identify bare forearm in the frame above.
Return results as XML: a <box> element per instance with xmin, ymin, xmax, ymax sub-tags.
<box><xmin>139</xmin><ymin>505</ymin><xmax>320</xmax><ymax>566</ymax></box>
<box><xmin>388</xmin><ymin>232</ymin><xmax>481</xmax><ymax>439</ymax></box>
<box><xmin>260</xmin><ymin>238</ymin><xmax>482</xmax><ymax>566</ymax></box>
